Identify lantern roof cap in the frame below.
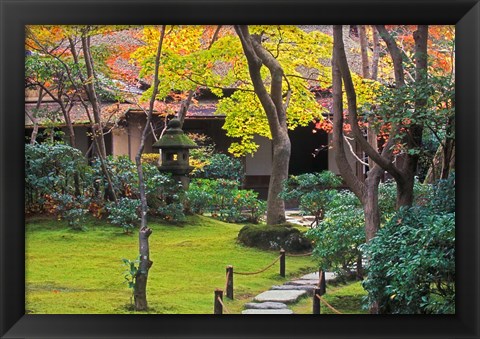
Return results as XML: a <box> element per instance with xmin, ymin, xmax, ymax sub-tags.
<box><xmin>152</xmin><ymin>119</ymin><xmax>198</xmax><ymax>149</ymax></box>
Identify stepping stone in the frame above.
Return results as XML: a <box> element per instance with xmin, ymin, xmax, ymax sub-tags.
<box><xmin>253</xmin><ymin>290</ymin><xmax>306</xmax><ymax>303</ymax></box>
<box><xmin>300</xmin><ymin>272</ymin><xmax>337</xmax><ymax>281</ymax></box>
<box><xmin>287</xmin><ymin>279</ymin><xmax>320</xmax><ymax>286</ymax></box>
<box><xmin>271</xmin><ymin>284</ymin><xmax>317</xmax><ymax>295</ymax></box>
<box><xmin>242</xmin><ymin>309</ymin><xmax>294</xmax><ymax>314</ymax></box>
<box><xmin>244</xmin><ymin>302</ymin><xmax>288</xmax><ymax>309</ymax></box>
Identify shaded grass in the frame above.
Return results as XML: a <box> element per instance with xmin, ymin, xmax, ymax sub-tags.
<box><xmin>290</xmin><ymin>281</ymin><xmax>368</xmax><ymax>314</ymax></box>
<box><xmin>26</xmin><ymin>215</ymin><xmax>318</xmax><ymax>314</ymax></box>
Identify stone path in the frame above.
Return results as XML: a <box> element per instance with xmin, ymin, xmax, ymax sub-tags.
<box><xmin>241</xmin><ymin>271</ymin><xmax>336</xmax><ymax>314</ymax></box>
<box><xmin>285</xmin><ymin>209</ymin><xmax>315</xmax><ymax>227</ymax></box>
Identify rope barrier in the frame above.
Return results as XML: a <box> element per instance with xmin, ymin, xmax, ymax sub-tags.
<box><xmin>285</xmin><ymin>252</ymin><xmax>313</xmax><ymax>257</ymax></box>
<box><xmin>316</xmin><ymin>294</ymin><xmax>343</xmax><ymax>314</ymax></box>
<box><xmin>217</xmin><ymin>296</ymin><xmax>230</xmax><ymax>314</ymax></box>
<box><xmin>235</xmin><ymin>255</ymin><xmax>282</xmax><ymax>276</ymax></box>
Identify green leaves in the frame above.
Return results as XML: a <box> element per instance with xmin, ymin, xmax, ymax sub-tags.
<box><xmin>361</xmin><ymin>174</ymin><xmax>455</xmax><ymax>314</ymax></box>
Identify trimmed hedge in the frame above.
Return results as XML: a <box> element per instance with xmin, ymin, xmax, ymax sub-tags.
<box><xmin>237</xmin><ymin>224</ymin><xmax>312</xmax><ymax>253</ymax></box>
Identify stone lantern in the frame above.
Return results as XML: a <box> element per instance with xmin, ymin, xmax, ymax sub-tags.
<box><xmin>152</xmin><ymin>119</ymin><xmax>197</xmax><ymax>189</ymax></box>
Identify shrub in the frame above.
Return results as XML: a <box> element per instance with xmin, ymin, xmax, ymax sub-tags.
<box><xmin>186</xmin><ymin>178</ymin><xmax>265</xmax><ymax>223</ymax></box>
<box><xmin>25</xmin><ymin>143</ymin><xmax>89</xmax><ymax>213</ymax></box>
<box><xmin>194</xmin><ymin>153</ymin><xmax>244</xmax><ymax>183</ymax></box>
<box><xmin>280</xmin><ymin>171</ymin><xmax>342</xmax><ymax>225</ymax></box>
<box><xmin>237</xmin><ymin>224</ymin><xmax>312</xmax><ymax>253</ymax></box>
<box><xmin>91</xmin><ymin>155</ymin><xmax>137</xmax><ymax>199</ymax></box>
<box><xmin>361</xmin><ymin>174</ymin><xmax>455</xmax><ymax>314</ymax></box>
<box><xmin>93</xmin><ymin>157</ymin><xmax>186</xmax><ymax>223</ymax></box>
<box><xmin>107</xmin><ymin>197</ymin><xmax>141</xmax><ymax>234</ymax></box>
<box><xmin>306</xmin><ymin>190</ymin><xmax>365</xmax><ymax>276</ymax></box>
<box><xmin>50</xmin><ymin>193</ymin><xmax>90</xmax><ymax>230</ymax></box>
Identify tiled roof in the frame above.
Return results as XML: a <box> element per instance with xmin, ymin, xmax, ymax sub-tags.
<box><xmin>25</xmin><ymin>99</ymin><xmax>222</xmax><ymax>127</ymax></box>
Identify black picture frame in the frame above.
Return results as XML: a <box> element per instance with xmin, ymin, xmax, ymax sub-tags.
<box><xmin>1</xmin><ymin>0</ymin><xmax>479</xmax><ymax>338</ymax></box>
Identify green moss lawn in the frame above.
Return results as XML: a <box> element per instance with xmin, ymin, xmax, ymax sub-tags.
<box><xmin>26</xmin><ymin>215</ymin><xmax>366</xmax><ymax>314</ymax></box>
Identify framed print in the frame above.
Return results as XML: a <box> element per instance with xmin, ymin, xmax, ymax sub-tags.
<box><xmin>1</xmin><ymin>0</ymin><xmax>479</xmax><ymax>338</ymax></box>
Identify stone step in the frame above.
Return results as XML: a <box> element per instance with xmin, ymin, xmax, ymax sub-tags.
<box><xmin>286</xmin><ymin>279</ymin><xmax>320</xmax><ymax>286</ymax></box>
<box><xmin>271</xmin><ymin>284</ymin><xmax>317</xmax><ymax>296</ymax></box>
<box><xmin>253</xmin><ymin>290</ymin><xmax>307</xmax><ymax>304</ymax></box>
<box><xmin>299</xmin><ymin>272</ymin><xmax>337</xmax><ymax>281</ymax></box>
<box><xmin>244</xmin><ymin>302</ymin><xmax>288</xmax><ymax>310</ymax></box>
<box><xmin>242</xmin><ymin>309</ymin><xmax>294</xmax><ymax>314</ymax></box>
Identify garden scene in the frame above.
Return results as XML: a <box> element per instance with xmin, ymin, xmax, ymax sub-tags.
<box><xmin>25</xmin><ymin>25</ymin><xmax>455</xmax><ymax>314</ymax></box>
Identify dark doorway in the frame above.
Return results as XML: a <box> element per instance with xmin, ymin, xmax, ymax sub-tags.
<box><xmin>288</xmin><ymin>124</ymin><xmax>328</xmax><ymax>175</ymax></box>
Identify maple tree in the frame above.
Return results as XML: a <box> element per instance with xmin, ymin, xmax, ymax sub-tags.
<box><xmin>131</xmin><ymin>25</ymin><xmax>339</xmax><ymax>224</ymax></box>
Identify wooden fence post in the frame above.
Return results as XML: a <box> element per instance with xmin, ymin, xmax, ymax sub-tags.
<box><xmin>214</xmin><ymin>289</ymin><xmax>223</xmax><ymax>314</ymax></box>
<box><xmin>280</xmin><ymin>249</ymin><xmax>286</xmax><ymax>277</ymax></box>
<box><xmin>313</xmin><ymin>288</ymin><xmax>321</xmax><ymax>314</ymax></box>
<box><xmin>319</xmin><ymin>269</ymin><xmax>326</xmax><ymax>295</ymax></box>
<box><xmin>226</xmin><ymin>265</ymin><xmax>234</xmax><ymax>299</ymax></box>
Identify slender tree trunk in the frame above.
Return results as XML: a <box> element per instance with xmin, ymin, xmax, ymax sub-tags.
<box><xmin>359</xmin><ymin>25</ymin><xmax>370</xmax><ymax>79</ymax></box>
<box><xmin>177</xmin><ymin>89</ymin><xmax>195</xmax><ymax>128</ymax></box>
<box><xmin>58</xmin><ymin>96</ymin><xmax>76</xmax><ymax>148</ymax></box>
<box><xmin>371</xmin><ymin>26</ymin><xmax>380</xmax><ymax>81</ymax></box>
<box><xmin>29</xmin><ymin>88</ymin><xmax>45</xmax><ymax>144</ymax></box>
<box><xmin>81</xmin><ymin>34</ymin><xmax>107</xmax><ymax>159</ymax></box>
<box><xmin>441</xmin><ymin>115</ymin><xmax>455</xmax><ymax>179</ymax></box>
<box><xmin>235</xmin><ymin>25</ymin><xmax>291</xmax><ymax>225</ymax></box>
<box><xmin>133</xmin><ymin>25</ymin><xmax>165</xmax><ymax>311</ymax></box>
<box><xmin>396</xmin><ymin>25</ymin><xmax>429</xmax><ymax>207</ymax></box>
<box><xmin>78</xmin><ymin>31</ymin><xmax>117</xmax><ymax>202</ymax></box>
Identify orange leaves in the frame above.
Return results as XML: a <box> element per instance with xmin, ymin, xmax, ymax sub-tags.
<box><xmin>314</xmin><ymin>119</ymin><xmax>333</xmax><ymax>133</ymax></box>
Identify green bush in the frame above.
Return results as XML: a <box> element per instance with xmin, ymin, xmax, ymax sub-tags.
<box><xmin>280</xmin><ymin>171</ymin><xmax>342</xmax><ymax>225</ymax></box>
<box><xmin>25</xmin><ymin>143</ymin><xmax>89</xmax><ymax>213</ymax></box>
<box><xmin>306</xmin><ymin>190</ymin><xmax>365</xmax><ymax>276</ymax></box>
<box><xmin>361</xmin><ymin>174</ymin><xmax>455</xmax><ymax>314</ymax></box>
<box><xmin>93</xmin><ymin>156</ymin><xmax>186</xmax><ymax>223</ymax></box>
<box><xmin>50</xmin><ymin>193</ymin><xmax>90</xmax><ymax>230</ymax></box>
<box><xmin>107</xmin><ymin>197</ymin><xmax>141</xmax><ymax>234</ymax></box>
<box><xmin>194</xmin><ymin>153</ymin><xmax>244</xmax><ymax>184</ymax></box>
<box><xmin>237</xmin><ymin>224</ymin><xmax>312</xmax><ymax>253</ymax></box>
<box><xmin>186</xmin><ymin>179</ymin><xmax>265</xmax><ymax>223</ymax></box>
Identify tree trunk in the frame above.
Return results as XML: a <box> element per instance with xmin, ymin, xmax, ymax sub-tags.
<box><xmin>79</xmin><ymin>32</ymin><xmax>117</xmax><ymax>202</ymax></box>
<box><xmin>371</xmin><ymin>26</ymin><xmax>380</xmax><ymax>81</ymax></box>
<box><xmin>441</xmin><ymin>115</ymin><xmax>455</xmax><ymax>179</ymax></box>
<box><xmin>359</xmin><ymin>25</ymin><xmax>370</xmax><ymax>79</ymax></box>
<box><xmin>364</xmin><ymin>167</ymin><xmax>382</xmax><ymax>242</ymax></box>
<box><xmin>397</xmin><ymin>25</ymin><xmax>428</xmax><ymax>208</ymax></box>
<box><xmin>234</xmin><ymin>25</ymin><xmax>291</xmax><ymax>225</ymax></box>
<box><xmin>29</xmin><ymin>87</ymin><xmax>45</xmax><ymax>144</ymax></box>
<box><xmin>177</xmin><ymin>89</ymin><xmax>195</xmax><ymax>128</ymax></box>
<box><xmin>133</xmin><ymin>25</ymin><xmax>165</xmax><ymax>311</ymax></box>
<box><xmin>267</xmin><ymin>132</ymin><xmax>290</xmax><ymax>224</ymax></box>
<box><xmin>81</xmin><ymin>35</ymin><xmax>107</xmax><ymax>159</ymax></box>
<box><xmin>134</xmin><ymin>226</ymin><xmax>153</xmax><ymax>311</ymax></box>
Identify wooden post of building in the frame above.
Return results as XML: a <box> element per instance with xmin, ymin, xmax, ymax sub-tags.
<box><xmin>313</xmin><ymin>288</ymin><xmax>321</xmax><ymax>314</ymax></box>
<box><xmin>319</xmin><ymin>269</ymin><xmax>326</xmax><ymax>295</ymax></box>
<box><xmin>214</xmin><ymin>289</ymin><xmax>223</xmax><ymax>314</ymax></box>
<box><xmin>226</xmin><ymin>265</ymin><xmax>234</xmax><ymax>300</ymax></box>
<box><xmin>280</xmin><ymin>249</ymin><xmax>286</xmax><ymax>277</ymax></box>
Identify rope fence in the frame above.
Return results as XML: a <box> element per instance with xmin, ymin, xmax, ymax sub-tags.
<box><xmin>285</xmin><ymin>252</ymin><xmax>313</xmax><ymax>257</ymax></box>
<box><xmin>234</xmin><ymin>255</ymin><xmax>282</xmax><ymax>275</ymax></box>
<box><xmin>316</xmin><ymin>294</ymin><xmax>343</xmax><ymax>314</ymax></box>
<box><xmin>217</xmin><ymin>296</ymin><xmax>231</xmax><ymax>314</ymax></box>
<box><xmin>214</xmin><ymin>249</ymin><xmax>320</xmax><ymax>313</ymax></box>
